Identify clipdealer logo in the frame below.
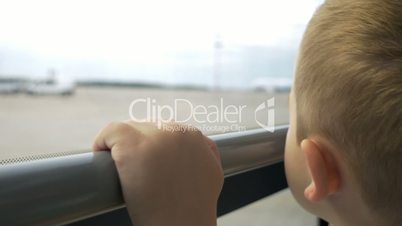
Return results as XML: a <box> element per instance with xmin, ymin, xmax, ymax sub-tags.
<box><xmin>254</xmin><ymin>98</ymin><xmax>275</xmax><ymax>132</ymax></box>
<box><xmin>128</xmin><ymin>97</ymin><xmax>275</xmax><ymax>132</ymax></box>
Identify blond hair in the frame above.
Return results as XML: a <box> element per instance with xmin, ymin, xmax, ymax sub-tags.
<box><xmin>295</xmin><ymin>0</ymin><xmax>402</xmax><ymax>224</ymax></box>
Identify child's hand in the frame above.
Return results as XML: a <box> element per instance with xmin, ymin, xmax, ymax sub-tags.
<box><xmin>93</xmin><ymin>121</ymin><xmax>224</xmax><ymax>226</ymax></box>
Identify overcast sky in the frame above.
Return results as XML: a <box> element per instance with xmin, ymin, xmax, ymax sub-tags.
<box><xmin>0</xmin><ymin>0</ymin><xmax>323</xmax><ymax>87</ymax></box>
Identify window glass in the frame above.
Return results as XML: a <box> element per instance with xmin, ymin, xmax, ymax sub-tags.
<box><xmin>0</xmin><ymin>0</ymin><xmax>321</xmax><ymax>160</ymax></box>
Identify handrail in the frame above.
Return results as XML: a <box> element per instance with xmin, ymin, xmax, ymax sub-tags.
<box><xmin>0</xmin><ymin>125</ymin><xmax>288</xmax><ymax>226</ymax></box>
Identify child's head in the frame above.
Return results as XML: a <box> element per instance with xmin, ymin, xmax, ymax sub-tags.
<box><xmin>285</xmin><ymin>0</ymin><xmax>402</xmax><ymax>225</ymax></box>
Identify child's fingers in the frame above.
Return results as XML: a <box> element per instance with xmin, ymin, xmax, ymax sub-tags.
<box><xmin>92</xmin><ymin>122</ymin><xmax>140</xmax><ymax>152</ymax></box>
<box><xmin>92</xmin><ymin>124</ymin><xmax>116</xmax><ymax>152</ymax></box>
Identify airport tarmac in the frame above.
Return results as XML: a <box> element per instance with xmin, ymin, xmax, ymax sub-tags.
<box><xmin>0</xmin><ymin>87</ymin><xmax>316</xmax><ymax>225</ymax></box>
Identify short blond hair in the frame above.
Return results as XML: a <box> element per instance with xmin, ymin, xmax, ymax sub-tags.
<box><xmin>295</xmin><ymin>0</ymin><xmax>402</xmax><ymax>224</ymax></box>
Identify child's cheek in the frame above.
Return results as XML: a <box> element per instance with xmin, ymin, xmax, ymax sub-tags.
<box><xmin>284</xmin><ymin>127</ymin><xmax>310</xmax><ymax>208</ymax></box>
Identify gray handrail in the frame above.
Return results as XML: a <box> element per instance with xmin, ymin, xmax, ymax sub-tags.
<box><xmin>0</xmin><ymin>125</ymin><xmax>288</xmax><ymax>226</ymax></box>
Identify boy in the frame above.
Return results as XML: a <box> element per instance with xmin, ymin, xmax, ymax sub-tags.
<box><xmin>93</xmin><ymin>0</ymin><xmax>402</xmax><ymax>225</ymax></box>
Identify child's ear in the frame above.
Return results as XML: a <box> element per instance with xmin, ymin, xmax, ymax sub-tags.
<box><xmin>301</xmin><ymin>139</ymin><xmax>341</xmax><ymax>202</ymax></box>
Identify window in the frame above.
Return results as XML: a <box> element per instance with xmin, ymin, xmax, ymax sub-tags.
<box><xmin>0</xmin><ymin>0</ymin><xmax>320</xmax><ymax>160</ymax></box>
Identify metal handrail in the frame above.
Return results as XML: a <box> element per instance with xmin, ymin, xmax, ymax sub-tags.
<box><xmin>0</xmin><ymin>125</ymin><xmax>288</xmax><ymax>226</ymax></box>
